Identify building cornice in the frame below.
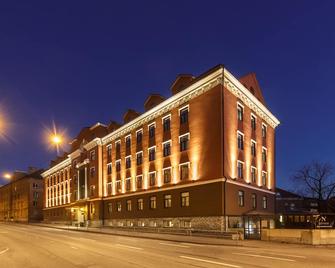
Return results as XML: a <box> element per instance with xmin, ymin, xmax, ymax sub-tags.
<box><xmin>102</xmin><ymin>68</ymin><xmax>224</xmax><ymax>145</ymax></box>
<box><xmin>224</xmin><ymin>69</ymin><xmax>280</xmax><ymax>128</ymax></box>
<box><xmin>41</xmin><ymin>158</ymin><xmax>71</xmax><ymax>178</ymax></box>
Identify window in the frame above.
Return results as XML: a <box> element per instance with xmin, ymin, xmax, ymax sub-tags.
<box><xmin>117</xmin><ymin>201</ymin><xmax>122</xmax><ymax>212</ymax></box>
<box><xmin>163</xmin><ymin>220</ymin><xmax>173</xmax><ymax>228</ymax></box>
<box><xmin>149</xmin><ymin>172</ymin><xmax>156</xmax><ymax>186</ymax></box>
<box><xmin>108</xmin><ymin>203</ymin><xmax>113</xmax><ymax>214</ymax></box>
<box><xmin>116</xmin><ymin>160</ymin><xmax>121</xmax><ymax>172</ymax></box>
<box><xmin>107</xmin><ymin>145</ymin><xmax>112</xmax><ymax>160</ymax></box>
<box><xmin>251</xmin><ymin>140</ymin><xmax>256</xmax><ymax>157</ymax></box>
<box><xmin>136</xmin><ymin>175</ymin><xmax>143</xmax><ymax>189</ymax></box>
<box><xmin>126</xmin><ymin>200</ymin><xmax>132</xmax><ymax>211</ymax></box>
<box><xmin>180</xmin><ymin>220</ymin><xmax>191</xmax><ymax>228</ymax></box>
<box><xmin>116</xmin><ymin>141</ymin><xmax>121</xmax><ymax>158</ymax></box>
<box><xmin>180</xmin><ymin>106</ymin><xmax>189</xmax><ymax>124</ymax></box>
<box><xmin>238</xmin><ymin>190</ymin><xmax>244</xmax><ymax>207</ymax></box>
<box><xmin>32</xmin><ymin>183</ymin><xmax>38</xmax><ymax>189</ymax></box>
<box><xmin>90</xmin><ymin>167</ymin><xmax>95</xmax><ymax>178</ymax></box>
<box><xmin>180</xmin><ymin>163</ymin><xmax>189</xmax><ymax>181</ymax></box>
<box><xmin>33</xmin><ymin>192</ymin><xmax>39</xmax><ymax>199</ymax></box>
<box><xmin>163</xmin><ymin>141</ymin><xmax>171</xmax><ymax>157</ymax></box>
<box><xmin>90</xmin><ymin>150</ymin><xmax>96</xmax><ymax>161</ymax></box>
<box><xmin>137</xmin><ymin>199</ymin><xmax>143</xmax><ymax>210</ymax></box>
<box><xmin>33</xmin><ymin>201</ymin><xmax>38</xmax><ymax>207</ymax></box>
<box><xmin>126</xmin><ymin>178</ymin><xmax>131</xmax><ymax>191</ymax></box>
<box><xmin>149</xmin><ymin>124</ymin><xmax>155</xmax><ymax>139</ymax></box>
<box><xmin>150</xmin><ymin>196</ymin><xmax>157</xmax><ymax>209</ymax></box>
<box><xmin>262</xmin><ymin>124</ymin><xmax>267</xmax><ymax>138</ymax></box>
<box><xmin>125</xmin><ymin>156</ymin><xmax>131</xmax><ymax>169</ymax></box>
<box><xmin>237</xmin><ymin>104</ymin><xmax>243</xmax><ymax>121</ymax></box>
<box><xmin>164</xmin><ymin>194</ymin><xmax>172</xmax><ymax>208</ymax></box>
<box><xmin>179</xmin><ymin>134</ymin><xmax>189</xmax><ymax>151</ymax></box>
<box><xmin>107</xmin><ymin>163</ymin><xmax>112</xmax><ymax>175</ymax></box>
<box><xmin>135</xmin><ymin>152</ymin><xmax>142</xmax><ymax>165</ymax></box>
<box><xmin>90</xmin><ymin>185</ymin><xmax>95</xmax><ymax>196</ymax></box>
<box><xmin>149</xmin><ymin>147</ymin><xmax>156</xmax><ymax>161</ymax></box>
<box><xmin>181</xmin><ymin>192</ymin><xmax>190</xmax><ymax>207</ymax></box>
<box><xmin>251</xmin><ymin>115</ymin><xmax>256</xmax><ymax>131</ymax></box>
<box><xmin>125</xmin><ymin>135</ymin><xmax>131</xmax><ymax>150</ymax></box>
<box><xmin>262</xmin><ymin>196</ymin><xmax>268</xmax><ymax>209</ymax></box>
<box><xmin>116</xmin><ymin>180</ymin><xmax>121</xmax><ymax>192</ymax></box>
<box><xmin>163</xmin><ymin>116</ymin><xmax>171</xmax><ymax>132</ymax></box>
<box><xmin>163</xmin><ymin>168</ymin><xmax>171</xmax><ymax>183</ymax></box>
<box><xmin>262</xmin><ymin>171</ymin><xmax>267</xmax><ymax>186</ymax></box>
<box><xmin>237</xmin><ymin>161</ymin><xmax>243</xmax><ymax>179</ymax></box>
<box><xmin>237</xmin><ymin>132</ymin><xmax>244</xmax><ymax>150</ymax></box>
<box><xmin>251</xmin><ymin>167</ymin><xmax>257</xmax><ymax>183</ymax></box>
<box><xmin>136</xmin><ymin>130</ymin><xmax>143</xmax><ymax>144</ymax></box>
<box><xmin>252</xmin><ymin>194</ymin><xmax>257</xmax><ymax>209</ymax></box>
<box><xmin>262</xmin><ymin>147</ymin><xmax>267</xmax><ymax>163</ymax></box>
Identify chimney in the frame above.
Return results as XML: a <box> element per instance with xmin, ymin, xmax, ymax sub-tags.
<box><xmin>123</xmin><ymin>109</ymin><xmax>140</xmax><ymax>124</ymax></box>
<box><xmin>144</xmin><ymin>94</ymin><xmax>166</xmax><ymax>111</ymax></box>
<box><xmin>170</xmin><ymin>74</ymin><xmax>195</xmax><ymax>95</ymax></box>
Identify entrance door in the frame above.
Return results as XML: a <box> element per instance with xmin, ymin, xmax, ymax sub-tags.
<box><xmin>244</xmin><ymin>216</ymin><xmax>261</xmax><ymax>239</ymax></box>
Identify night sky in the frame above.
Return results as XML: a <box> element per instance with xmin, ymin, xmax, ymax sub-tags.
<box><xmin>0</xmin><ymin>1</ymin><xmax>334</xmax><ymax>188</ymax></box>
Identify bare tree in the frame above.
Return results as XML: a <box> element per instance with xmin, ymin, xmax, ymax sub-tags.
<box><xmin>292</xmin><ymin>161</ymin><xmax>335</xmax><ymax>211</ymax></box>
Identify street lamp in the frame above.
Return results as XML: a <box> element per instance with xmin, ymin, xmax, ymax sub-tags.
<box><xmin>50</xmin><ymin>133</ymin><xmax>63</xmax><ymax>155</ymax></box>
<box><xmin>3</xmin><ymin>173</ymin><xmax>12</xmax><ymax>180</ymax></box>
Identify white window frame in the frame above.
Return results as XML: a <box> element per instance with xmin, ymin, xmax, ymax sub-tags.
<box><xmin>237</xmin><ymin>160</ymin><xmax>244</xmax><ymax>179</ymax></box>
<box><xmin>147</xmin><ymin>122</ymin><xmax>156</xmax><ymax>129</ymax></box>
<box><xmin>178</xmin><ymin>104</ymin><xmax>189</xmax><ymax>115</ymax></box>
<box><xmin>179</xmin><ymin>133</ymin><xmax>190</xmax><ymax>143</ymax></box>
<box><xmin>161</xmin><ymin>114</ymin><xmax>171</xmax><ymax>122</ymax></box>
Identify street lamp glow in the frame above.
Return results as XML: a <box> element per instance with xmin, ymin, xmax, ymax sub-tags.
<box><xmin>51</xmin><ymin>135</ymin><xmax>62</xmax><ymax>145</ymax></box>
<box><xmin>3</xmin><ymin>173</ymin><xmax>12</xmax><ymax>179</ymax></box>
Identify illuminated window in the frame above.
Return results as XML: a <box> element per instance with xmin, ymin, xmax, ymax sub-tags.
<box><xmin>107</xmin><ymin>145</ymin><xmax>112</xmax><ymax>160</ymax></box>
<box><xmin>237</xmin><ymin>161</ymin><xmax>244</xmax><ymax>179</ymax></box>
<box><xmin>262</xmin><ymin>171</ymin><xmax>267</xmax><ymax>186</ymax></box>
<box><xmin>136</xmin><ymin>129</ymin><xmax>143</xmax><ymax>144</ymax></box>
<box><xmin>179</xmin><ymin>134</ymin><xmax>189</xmax><ymax>151</ymax></box>
<box><xmin>252</xmin><ymin>193</ymin><xmax>257</xmax><ymax>209</ymax></box>
<box><xmin>238</xmin><ymin>190</ymin><xmax>244</xmax><ymax>207</ymax></box>
<box><xmin>164</xmin><ymin>194</ymin><xmax>172</xmax><ymax>208</ymax></box>
<box><xmin>262</xmin><ymin>124</ymin><xmax>267</xmax><ymax>138</ymax></box>
<box><xmin>149</xmin><ymin>124</ymin><xmax>155</xmax><ymax>139</ymax></box>
<box><xmin>150</xmin><ymin>196</ymin><xmax>156</xmax><ymax>209</ymax></box>
<box><xmin>181</xmin><ymin>192</ymin><xmax>190</xmax><ymax>207</ymax></box>
<box><xmin>163</xmin><ymin>116</ymin><xmax>171</xmax><ymax>132</ymax></box>
<box><xmin>251</xmin><ymin>140</ymin><xmax>256</xmax><ymax>156</ymax></box>
<box><xmin>136</xmin><ymin>152</ymin><xmax>143</xmax><ymax>165</ymax></box>
<box><xmin>251</xmin><ymin>166</ymin><xmax>257</xmax><ymax>183</ymax></box>
<box><xmin>126</xmin><ymin>200</ymin><xmax>132</xmax><ymax>211</ymax></box>
<box><xmin>108</xmin><ymin>203</ymin><xmax>113</xmax><ymax>214</ymax></box>
<box><xmin>116</xmin><ymin>160</ymin><xmax>121</xmax><ymax>172</ymax></box>
<box><xmin>251</xmin><ymin>114</ymin><xmax>256</xmax><ymax>131</ymax></box>
<box><xmin>180</xmin><ymin>106</ymin><xmax>189</xmax><ymax>124</ymax></box>
<box><xmin>237</xmin><ymin>132</ymin><xmax>244</xmax><ymax>150</ymax></box>
<box><xmin>163</xmin><ymin>168</ymin><xmax>171</xmax><ymax>183</ymax></box>
<box><xmin>136</xmin><ymin>175</ymin><xmax>143</xmax><ymax>189</ymax></box>
<box><xmin>163</xmin><ymin>141</ymin><xmax>171</xmax><ymax>157</ymax></box>
<box><xmin>115</xmin><ymin>140</ymin><xmax>121</xmax><ymax>159</ymax></box>
<box><xmin>262</xmin><ymin>147</ymin><xmax>267</xmax><ymax>163</ymax></box>
<box><xmin>180</xmin><ymin>163</ymin><xmax>189</xmax><ymax>181</ymax></box>
<box><xmin>137</xmin><ymin>198</ymin><xmax>143</xmax><ymax>210</ymax></box>
<box><xmin>125</xmin><ymin>135</ymin><xmax>131</xmax><ymax>151</ymax></box>
<box><xmin>237</xmin><ymin>104</ymin><xmax>243</xmax><ymax>121</ymax></box>
<box><xmin>117</xmin><ymin>201</ymin><xmax>121</xmax><ymax>212</ymax></box>
<box><xmin>149</xmin><ymin>172</ymin><xmax>156</xmax><ymax>186</ymax></box>
<box><xmin>116</xmin><ymin>180</ymin><xmax>121</xmax><ymax>192</ymax></box>
<box><xmin>107</xmin><ymin>163</ymin><xmax>112</xmax><ymax>175</ymax></box>
<box><xmin>149</xmin><ymin>147</ymin><xmax>156</xmax><ymax>161</ymax></box>
<box><xmin>262</xmin><ymin>196</ymin><xmax>268</xmax><ymax>209</ymax></box>
<box><xmin>125</xmin><ymin>156</ymin><xmax>131</xmax><ymax>169</ymax></box>
<box><xmin>126</xmin><ymin>178</ymin><xmax>131</xmax><ymax>191</ymax></box>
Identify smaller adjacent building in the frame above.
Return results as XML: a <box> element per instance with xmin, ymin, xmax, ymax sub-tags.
<box><xmin>0</xmin><ymin>168</ymin><xmax>44</xmax><ymax>222</ymax></box>
<box><xmin>275</xmin><ymin>188</ymin><xmax>335</xmax><ymax>228</ymax></box>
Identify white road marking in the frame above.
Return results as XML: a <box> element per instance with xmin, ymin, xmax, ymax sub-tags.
<box><xmin>180</xmin><ymin>255</ymin><xmax>241</xmax><ymax>268</ymax></box>
<box><xmin>255</xmin><ymin>251</ymin><xmax>306</xmax><ymax>259</ymax></box>
<box><xmin>78</xmin><ymin>237</ymin><xmax>96</xmax><ymax>242</ymax></box>
<box><xmin>115</xmin><ymin>244</ymin><xmax>143</xmax><ymax>251</ymax></box>
<box><xmin>70</xmin><ymin>246</ymin><xmax>78</xmax><ymax>250</ymax></box>
<box><xmin>0</xmin><ymin>248</ymin><xmax>9</xmax><ymax>255</ymax></box>
<box><xmin>159</xmin><ymin>242</ymin><xmax>190</xmax><ymax>248</ymax></box>
<box><xmin>233</xmin><ymin>252</ymin><xmax>295</xmax><ymax>262</ymax></box>
<box><xmin>181</xmin><ymin>242</ymin><xmax>205</xmax><ymax>247</ymax></box>
<box><xmin>0</xmin><ymin>232</ymin><xmax>8</xmax><ymax>234</ymax></box>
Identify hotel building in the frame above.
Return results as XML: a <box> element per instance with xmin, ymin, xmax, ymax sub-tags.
<box><xmin>42</xmin><ymin>65</ymin><xmax>280</xmax><ymax>236</ymax></box>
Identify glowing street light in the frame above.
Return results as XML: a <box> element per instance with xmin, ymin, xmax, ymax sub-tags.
<box><xmin>3</xmin><ymin>173</ymin><xmax>12</xmax><ymax>180</ymax></box>
<box><xmin>44</xmin><ymin>121</ymin><xmax>67</xmax><ymax>156</ymax></box>
<box><xmin>51</xmin><ymin>134</ymin><xmax>62</xmax><ymax>145</ymax></box>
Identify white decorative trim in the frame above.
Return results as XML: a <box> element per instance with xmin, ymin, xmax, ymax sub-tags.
<box><xmin>148</xmin><ymin>122</ymin><xmax>156</xmax><ymax>129</ymax></box>
<box><xmin>237</xmin><ymin>130</ymin><xmax>244</xmax><ymax>136</ymax></box>
<box><xmin>224</xmin><ymin>69</ymin><xmax>280</xmax><ymax>128</ymax></box>
<box><xmin>161</xmin><ymin>114</ymin><xmax>171</xmax><ymax>122</ymax></box>
<box><xmin>84</xmin><ymin>138</ymin><xmax>102</xmax><ymax>151</ymax></box>
<box><xmin>42</xmin><ymin>158</ymin><xmax>71</xmax><ymax>177</ymax></box>
<box><xmin>178</xmin><ymin>104</ymin><xmax>189</xmax><ymax>114</ymax></box>
<box><xmin>179</xmin><ymin>133</ymin><xmax>190</xmax><ymax>141</ymax></box>
<box><xmin>162</xmin><ymin>139</ymin><xmax>171</xmax><ymax>145</ymax></box>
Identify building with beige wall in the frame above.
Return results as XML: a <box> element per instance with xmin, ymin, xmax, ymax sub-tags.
<box><xmin>42</xmin><ymin>65</ymin><xmax>279</xmax><ymax>237</ymax></box>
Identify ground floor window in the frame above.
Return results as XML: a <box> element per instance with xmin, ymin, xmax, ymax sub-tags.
<box><xmin>181</xmin><ymin>192</ymin><xmax>189</xmax><ymax>207</ymax></box>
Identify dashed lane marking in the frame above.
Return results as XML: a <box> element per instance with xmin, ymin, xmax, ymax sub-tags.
<box><xmin>0</xmin><ymin>248</ymin><xmax>9</xmax><ymax>255</ymax></box>
<box><xmin>159</xmin><ymin>242</ymin><xmax>190</xmax><ymax>248</ymax></box>
<box><xmin>179</xmin><ymin>255</ymin><xmax>241</xmax><ymax>268</ymax></box>
<box><xmin>115</xmin><ymin>244</ymin><xmax>143</xmax><ymax>251</ymax></box>
<box><xmin>233</xmin><ymin>252</ymin><xmax>296</xmax><ymax>262</ymax></box>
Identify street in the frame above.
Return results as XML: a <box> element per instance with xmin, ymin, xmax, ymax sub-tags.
<box><xmin>0</xmin><ymin>223</ymin><xmax>335</xmax><ymax>267</ymax></box>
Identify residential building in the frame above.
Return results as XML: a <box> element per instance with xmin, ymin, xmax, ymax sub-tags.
<box><xmin>0</xmin><ymin>168</ymin><xmax>44</xmax><ymax>222</ymax></box>
<box><xmin>42</xmin><ymin>65</ymin><xmax>280</xmax><ymax>237</ymax></box>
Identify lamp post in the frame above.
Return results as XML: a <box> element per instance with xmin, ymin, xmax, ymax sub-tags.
<box><xmin>2</xmin><ymin>172</ymin><xmax>13</xmax><ymax>221</ymax></box>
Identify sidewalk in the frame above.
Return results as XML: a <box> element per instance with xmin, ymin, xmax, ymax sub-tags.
<box><xmin>31</xmin><ymin>223</ymin><xmax>246</xmax><ymax>246</ymax></box>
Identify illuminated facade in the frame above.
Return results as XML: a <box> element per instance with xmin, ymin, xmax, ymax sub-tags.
<box><xmin>42</xmin><ymin>65</ymin><xmax>280</xmax><ymax>233</ymax></box>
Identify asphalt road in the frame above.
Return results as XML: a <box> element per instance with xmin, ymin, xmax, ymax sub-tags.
<box><xmin>0</xmin><ymin>223</ymin><xmax>335</xmax><ymax>268</ymax></box>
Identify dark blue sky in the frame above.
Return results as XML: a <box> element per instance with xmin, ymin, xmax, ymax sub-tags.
<box><xmin>0</xmin><ymin>1</ymin><xmax>334</xmax><ymax>188</ymax></box>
